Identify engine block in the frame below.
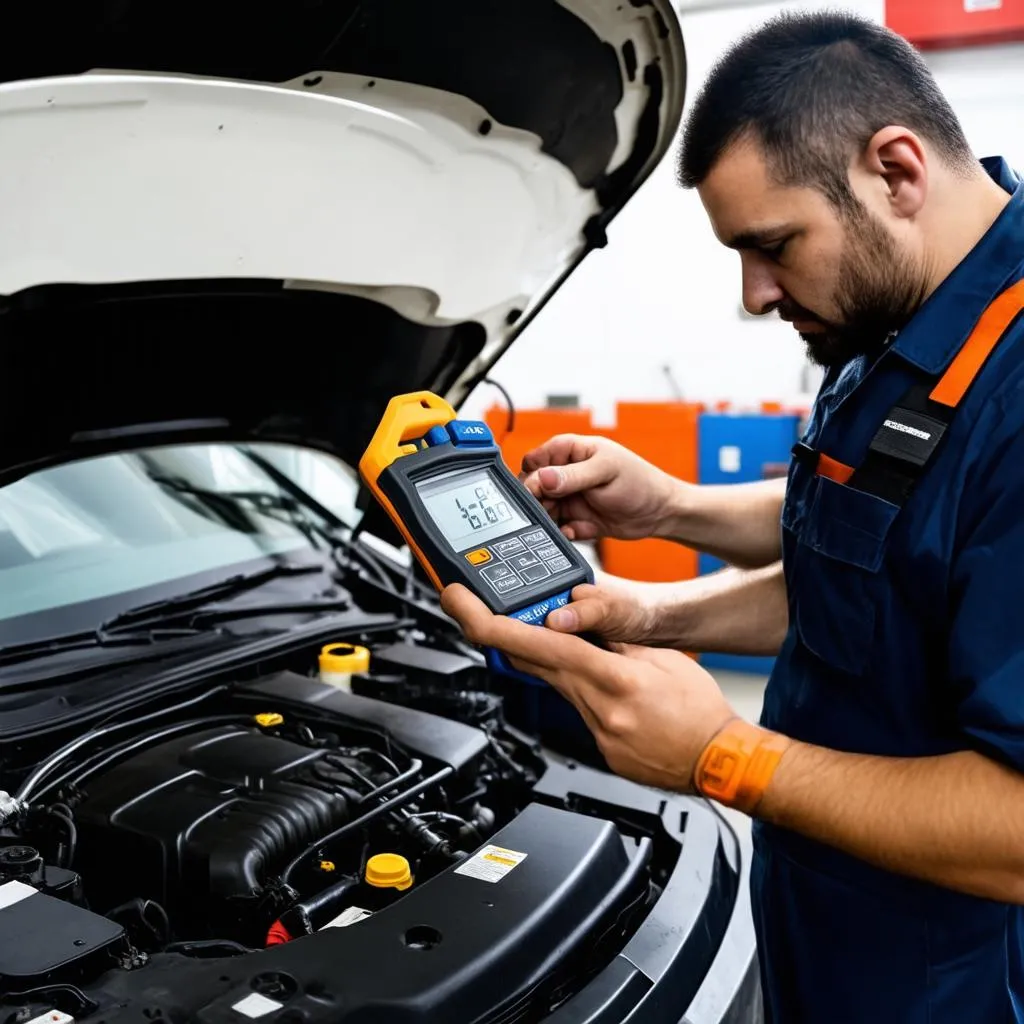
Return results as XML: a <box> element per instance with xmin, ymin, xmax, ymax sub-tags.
<box><xmin>73</xmin><ymin>724</ymin><xmax>352</xmax><ymax>937</ymax></box>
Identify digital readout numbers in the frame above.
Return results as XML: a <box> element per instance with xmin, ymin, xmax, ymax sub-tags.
<box><xmin>456</xmin><ymin>481</ymin><xmax>516</xmax><ymax>531</ymax></box>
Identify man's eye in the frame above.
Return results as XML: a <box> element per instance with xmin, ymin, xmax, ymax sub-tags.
<box><xmin>764</xmin><ymin>240</ymin><xmax>789</xmax><ymax>261</ymax></box>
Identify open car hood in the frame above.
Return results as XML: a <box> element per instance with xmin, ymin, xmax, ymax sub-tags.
<box><xmin>0</xmin><ymin>0</ymin><xmax>685</xmax><ymax>484</ymax></box>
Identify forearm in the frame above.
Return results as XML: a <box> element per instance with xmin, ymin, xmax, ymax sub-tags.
<box><xmin>596</xmin><ymin>562</ymin><xmax>788</xmax><ymax>654</ymax></box>
<box><xmin>757</xmin><ymin>741</ymin><xmax>1024</xmax><ymax>904</ymax></box>
<box><xmin>654</xmin><ymin>477</ymin><xmax>786</xmax><ymax>568</ymax></box>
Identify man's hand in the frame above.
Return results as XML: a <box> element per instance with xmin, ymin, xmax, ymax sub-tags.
<box><xmin>545</xmin><ymin>567</ymin><xmax>790</xmax><ymax>655</ymax></box>
<box><xmin>519</xmin><ymin>433</ymin><xmax>787</xmax><ymax>568</ymax></box>
<box><xmin>544</xmin><ymin>582</ymin><xmax>659</xmax><ymax>645</ymax></box>
<box><xmin>520</xmin><ymin>435</ymin><xmax>679</xmax><ymax>542</ymax></box>
<box><xmin>440</xmin><ymin>583</ymin><xmax>736</xmax><ymax>791</ymax></box>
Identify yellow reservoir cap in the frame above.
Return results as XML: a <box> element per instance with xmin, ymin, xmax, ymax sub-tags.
<box><xmin>319</xmin><ymin>643</ymin><xmax>370</xmax><ymax>674</ymax></box>
<box><xmin>365</xmin><ymin>853</ymin><xmax>413</xmax><ymax>891</ymax></box>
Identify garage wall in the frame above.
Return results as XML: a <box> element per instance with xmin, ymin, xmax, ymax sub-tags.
<box><xmin>926</xmin><ymin>42</ymin><xmax>1024</xmax><ymax>169</ymax></box>
<box><xmin>459</xmin><ymin>1</ymin><xmax>1024</xmax><ymax>426</ymax></box>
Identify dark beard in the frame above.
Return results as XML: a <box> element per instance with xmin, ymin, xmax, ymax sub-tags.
<box><xmin>800</xmin><ymin>205</ymin><xmax>924</xmax><ymax>369</ymax></box>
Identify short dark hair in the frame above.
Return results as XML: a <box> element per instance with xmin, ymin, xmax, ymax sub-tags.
<box><xmin>676</xmin><ymin>11</ymin><xmax>976</xmax><ymax>210</ymax></box>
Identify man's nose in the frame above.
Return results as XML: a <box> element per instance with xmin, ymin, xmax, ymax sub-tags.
<box><xmin>741</xmin><ymin>255</ymin><xmax>785</xmax><ymax>317</ymax></box>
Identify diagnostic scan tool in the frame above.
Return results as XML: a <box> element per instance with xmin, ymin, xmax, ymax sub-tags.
<box><xmin>359</xmin><ymin>392</ymin><xmax>593</xmax><ymax>680</ymax></box>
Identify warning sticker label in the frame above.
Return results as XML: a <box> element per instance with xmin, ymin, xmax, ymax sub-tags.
<box><xmin>454</xmin><ymin>844</ymin><xmax>528</xmax><ymax>883</ymax></box>
<box><xmin>322</xmin><ymin>905</ymin><xmax>372</xmax><ymax>929</ymax></box>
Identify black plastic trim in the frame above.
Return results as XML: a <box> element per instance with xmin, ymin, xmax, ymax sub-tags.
<box><xmin>535</xmin><ymin>761</ymin><xmax>756</xmax><ymax>1023</ymax></box>
<box><xmin>241</xmin><ymin>670</ymin><xmax>490</xmax><ymax>772</ymax></box>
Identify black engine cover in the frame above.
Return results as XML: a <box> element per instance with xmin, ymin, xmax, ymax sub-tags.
<box><xmin>73</xmin><ymin>724</ymin><xmax>349</xmax><ymax>935</ymax></box>
<box><xmin>52</xmin><ymin>803</ymin><xmax>653</xmax><ymax>1024</ymax></box>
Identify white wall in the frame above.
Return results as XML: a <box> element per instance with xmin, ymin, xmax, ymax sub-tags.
<box><xmin>460</xmin><ymin>1</ymin><xmax>1024</xmax><ymax>426</ymax></box>
<box><xmin>927</xmin><ymin>42</ymin><xmax>1024</xmax><ymax>168</ymax></box>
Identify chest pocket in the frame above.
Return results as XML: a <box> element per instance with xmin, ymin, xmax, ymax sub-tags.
<box><xmin>788</xmin><ymin>476</ymin><xmax>901</xmax><ymax>677</ymax></box>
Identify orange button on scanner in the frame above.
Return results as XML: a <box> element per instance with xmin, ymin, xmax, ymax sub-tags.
<box><xmin>466</xmin><ymin>548</ymin><xmax>492</xmax><ymax>566</ymax></box>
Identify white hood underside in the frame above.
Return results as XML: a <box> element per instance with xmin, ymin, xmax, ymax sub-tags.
<box><xmin>0</xmin><ymin>0</ymin><xmax>686</xmax><ymax>482</ymax></box>
<box><xmin>0</xmin><ymin>71</ymin><xmax>591</xmax><ymax>332</ymax></box>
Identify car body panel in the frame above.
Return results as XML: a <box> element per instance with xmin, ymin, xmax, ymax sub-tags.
<box><xmin>0</xmin><ymin>0</ymin><xmax>685</xmax><ymax>483</ymax></box>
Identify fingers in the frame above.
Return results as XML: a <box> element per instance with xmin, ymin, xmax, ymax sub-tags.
<box><xmin>440</xmin><ymin>584</ymin><xmax>617</xmax><ymax>685</ymax></box>
<box><xmin>440</xmin><ymin>585</ymin><xmax>644</xmax><ymax>749</ymax></box>
<box><xmin>552</xmin><ymin>520</ymin><xmax>599</xmax><ymax>542</ymax></box>
<box><xmin>439</xmin><ymin>583</ymin><xmax>494</xmax><ymax>635</ymax></box>
<box><xmin>528</xmin><ymin>460</ymin><xmax>614</xmax><ymax>499</ymax></box>
<box><xmin>521</xmin><ymin>436</ymin><xmax>613</xmax><ymax>499</ymax></box>
<box><xmin>543</xmin><ymin>584</ymin><xmax>652</xmax><ymax>647</ymax></box>
<box><xmin>522</xmin><ymin>459</ymin><xmax>615</xmax><ymax>509</ymax></box>
<box><xmin>545</xmin><ymin>587</ymin><xmax>620</xmax><ymax>637</ymax></box>
<box><xmin>520</xmin><ymin>434</ymin><xmax>596</xmax><ymax>474</ymax></box>
<box><xmin>564</xmin><ymin>521</ymin><xmax>599</xmax><ymax>541</ymax></box>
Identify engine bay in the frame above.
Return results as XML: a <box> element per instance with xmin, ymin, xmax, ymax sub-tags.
<box><xmin>0</xmin><ymin>620</ymin><xmax>740</xmax><ymax>1024</ymax></box>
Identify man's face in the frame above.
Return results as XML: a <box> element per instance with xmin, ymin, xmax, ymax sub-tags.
<box><xmin>697</xmin><ymin>136</ymin><xmax>926</xmax><ymax>368</ymax></box>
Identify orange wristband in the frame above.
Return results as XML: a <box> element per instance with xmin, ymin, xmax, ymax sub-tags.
<box><xmin>693</xmin><ymin>718</ymin><xmax>791</xmax><ymax>814</ymax></box>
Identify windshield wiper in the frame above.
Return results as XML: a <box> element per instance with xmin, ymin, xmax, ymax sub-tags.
<box><xmin>97</xmin><ymin>561</ymin><xmax>326</xmax><ymax>633</ymax></box>
<box><xmin>0</xmin><ymin>562</ymin><xmax>325</xmax><ymax>668</ymax></box>
<box><xmin>0</xmin><ymin>625</ymin><xmax>215</xmax><ymax>668</ymax></box>
<box><xmin>148</xmin><ymin>472</ymin><xmax>328</xmax><ymax>553</ymax></box>
<box><xmin>238</xmin><ymin>449</ymin><xmax>414</xmax><ymax>597</ymax></box>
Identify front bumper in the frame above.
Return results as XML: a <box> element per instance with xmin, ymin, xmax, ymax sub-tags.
<box><xmin>533</xmin><ymin>761</ymin><xmax>762</xmax><ymax>1024</ymax></box>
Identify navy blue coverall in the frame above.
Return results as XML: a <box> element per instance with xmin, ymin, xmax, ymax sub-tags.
<box><xmin>754</xmin><ymin>157</ymin><xmax>1024</xmax><ymax>1024</ymax></box>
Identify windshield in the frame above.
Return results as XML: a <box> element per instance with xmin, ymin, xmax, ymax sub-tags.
<box><xmin>0</xmin><ymin>443</ymin><xmax>361</xmax><ymax>626</ymax></box>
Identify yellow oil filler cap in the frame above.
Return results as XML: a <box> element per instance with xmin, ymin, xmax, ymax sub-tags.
<box><xmin>365</xmin><ymin>853</ymin><xmax>413</xmax><ymax>891</ymax></box>
<box><xmin>319</xmin><ymin>643</ymin><xmax>370</xmax><ymax>692</ymax></box>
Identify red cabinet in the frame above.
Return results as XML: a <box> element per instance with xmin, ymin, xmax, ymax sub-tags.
<box><xmin>886</xmin><ymin>0</ymin><xmax>1024</xmax><ymax>49</ymax></box>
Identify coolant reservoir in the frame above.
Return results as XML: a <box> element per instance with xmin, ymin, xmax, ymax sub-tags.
<box><xmin>355</xmin><ymin>853</ymin><xmax>413</xmax><ymax>913</ymax></box>
<box><xmin>320</xmin><ymin>852</ymin><xmax>414</xmax><ymax>929</ymax></box>
<box><xmin>365</xmin><ymin>853</ymin><xmax>413</xmax><ymax>892</ymax></box>
<box><xmin>318</xmin><ymin>643</ymin><xmax>370</xmax><ymax>691</ymax></box>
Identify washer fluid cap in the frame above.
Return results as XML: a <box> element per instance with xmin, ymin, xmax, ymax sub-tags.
<box><xmin>365</xmin><ymin>853</ymin><xmax>413</xmax><ymax>890</ymax></box>
<box><xmin>319</xmin><ymin>643</ymin><xmax>370</xmax><ymax>674</ymax></box>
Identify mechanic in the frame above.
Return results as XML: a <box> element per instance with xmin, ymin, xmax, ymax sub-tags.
<box><xmin>441</xmin><ymin>12</ymin><xmax>1024</xmax><ymax>1024</ymax></box>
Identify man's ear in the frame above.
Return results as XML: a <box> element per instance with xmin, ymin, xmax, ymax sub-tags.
<box><xmin>856</xmin><ymin>126</ymin><xmax>928</xmax><ymax>220</ymax></box>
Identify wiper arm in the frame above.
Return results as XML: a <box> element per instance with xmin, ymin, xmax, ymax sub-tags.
<box><xmin>0</xmin><ymin>561</ymin><xmax>343</xmax><ymax>670</ymax></box>
<box><xmin>149</xmin><ymin>473</ymin><xmax>327</xmax><ymax>552</ymax></box>
<box><xmin>98</xmin><ymin>561</ymin><xmax>325</xmax><ymax>634</ymax></box>
<box><xmin>0</xmin><ymin>625</ymin><xmax>214</xmax><ymax>668</ymax></box>
<box><xmin>238</xmin><ymin>449</ymin><xmax>412</xmax><ymax>597</ymax></box>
